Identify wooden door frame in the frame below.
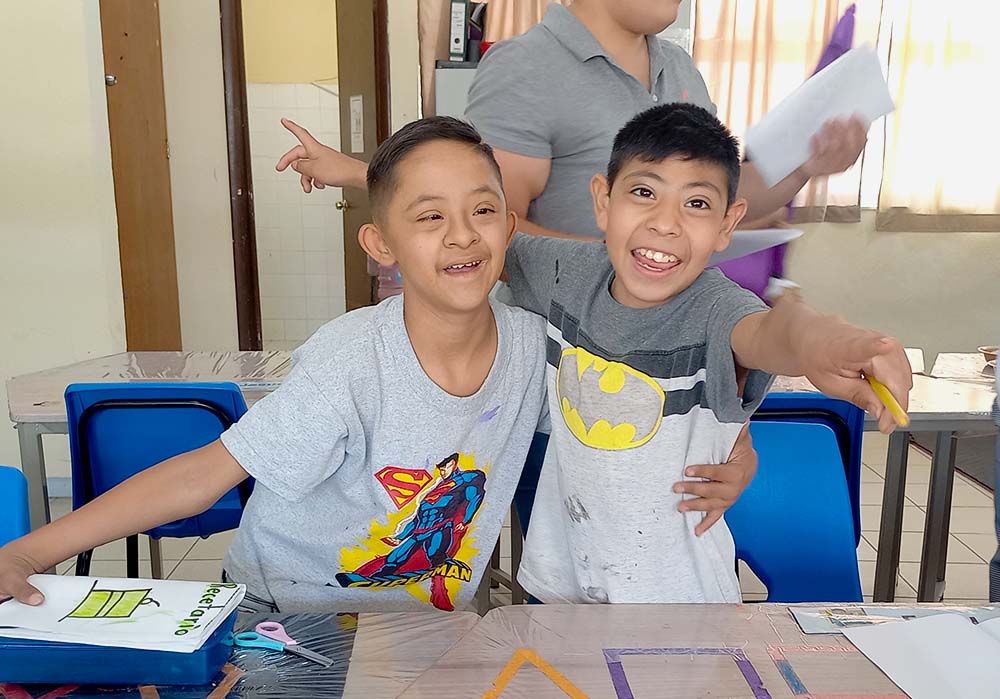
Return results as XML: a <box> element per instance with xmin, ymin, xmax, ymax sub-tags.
<box><xmin>220</xmin><ymin>0</ymin><xmax>261</xmax><ymax>351</ymax></box>
<box><xmin>219</xmin><ymin>0</ymin><xmax>391</xmax><ymax>350</ymax></box>
<box><xmin>100</xmin><ymin>0</ymin><xmax>183</xmax><ymax>351</ymax></box>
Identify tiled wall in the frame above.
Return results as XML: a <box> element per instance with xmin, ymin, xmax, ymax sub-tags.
<box><xmin>247</xmin><ymin>82</ymin><xmax>346</xmax><ymax>350</ymax></box>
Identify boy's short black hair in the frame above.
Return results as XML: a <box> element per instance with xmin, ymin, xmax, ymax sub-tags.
<box><xmin>607</xmin><ymin>103</ymin><xmax>741</xmax><ymax>206</ymax></box>
<box><xmin>367</xmin><ymin>116</ymin><xmax>504</xmax><ymax>220</ymax></box>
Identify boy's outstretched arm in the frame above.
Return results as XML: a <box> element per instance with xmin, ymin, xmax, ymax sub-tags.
<box><xmin>731</xmin><ymin>291</ymin><xmax>912</xmax><ymax>434</ymax></box>
<box><xmin>0</xmin><ymin>440</ymin><xmax>248</xmax><ymax>606</ymax></box>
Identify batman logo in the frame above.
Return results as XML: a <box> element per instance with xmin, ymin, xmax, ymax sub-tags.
<box><xmin>556</xmin><ymin>347</ymin><xmax>665</xmax><ymax>450</ymax></box>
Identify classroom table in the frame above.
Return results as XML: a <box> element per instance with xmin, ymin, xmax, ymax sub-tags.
<box><xmin>6</xmin><ymin>351</ymin><xmax>291</xmax><ymax>531</ymax></box>
<box><xmin>6</xmin><ymin>603</ymin><xmax>986</xmax><ymax>697</ymax></box>
<box><xmin>931</xmin><ymin>352</ymin><xmax>994</xmax><ymax>387</ymax></box>
<box><xmin>9</xmin><ymin>352</ymin><xmax>996</xmax><ymax>604</ymax></box>
<box><xmin>868</xmin><ymin>372</ymin><xmax>997</xmax><ymax>602</ymax></box>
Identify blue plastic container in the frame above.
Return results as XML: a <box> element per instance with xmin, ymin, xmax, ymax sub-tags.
<box><xmin>0</xmin><ymin>610</ymin><xmax>237</xmax><ymax>685</ymax></box>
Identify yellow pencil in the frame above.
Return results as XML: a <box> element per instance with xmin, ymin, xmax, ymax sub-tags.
<box><xmin>866</xmin><ymin>375</ymin><xmax>910</xmax><ymax>428</ymax></box>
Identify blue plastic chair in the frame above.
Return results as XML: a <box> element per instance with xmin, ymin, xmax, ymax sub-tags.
<box><xmin>65</xmin><ymin>382</ymin><xmax>251</xmax><ymax>579</ymax></box>
<box><xmin>728</xmin><ymin>420</ymin><xmax>863</xmax><ymax>602</ymax></box>
<box><xmin>753</xmin><ymin>392</ymin><xmax>864</xmax><ymax>543</ymax></box>
<box><xmin>0</xmin><ymin>466</ymin><xmax>30</xmax><ymax>547</ymax></box>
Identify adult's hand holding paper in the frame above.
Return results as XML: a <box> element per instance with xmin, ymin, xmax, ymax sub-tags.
<box><xmin>745</xmin><ymin>46</ymin><xmax>894</xmax><ymax>187</ymax></box>
<box><xmin>708</xmin><ymin>228</ymin><xmax>803</xmax><ymax>265</ymax></box>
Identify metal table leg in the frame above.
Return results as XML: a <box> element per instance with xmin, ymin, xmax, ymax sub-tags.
<box><xmin>17</xmin><ymin>423</ymin><xmax>52</xmax><ymax>531</ymax></box>
<box><xmin>918</xmin><ymin>431</ymin><xmax>958</xmax><ymax>601</ymax></box>
<box><xmin>873</xmin><ymin>431</ymin><xmax>910</xmax><ymax>602</ymax></box>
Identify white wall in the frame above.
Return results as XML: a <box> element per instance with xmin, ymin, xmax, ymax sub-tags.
<box><xmin>785</xmin><ymin>212</ymin><xmax>1000</xmax><ymax>364</ymax></box>
<box><xmin>388</xmin><ymin>0</ymin><xmax>422</xmax><ymax>131</ymax></box>
<box><xmin>0</xmin><ymin>2</ymin><xmax>125</xmax><ymax>476</ymax></box>
<box><xmin>159</xmin><ymin>2</ymin><xmax>240</xmax><ymax>351</ymax></box>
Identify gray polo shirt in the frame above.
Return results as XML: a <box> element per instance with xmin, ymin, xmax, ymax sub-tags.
<box><xmin>466</xmin><ymin>3</ymin><xmax>716</xmax><ymax>239</ymax></box>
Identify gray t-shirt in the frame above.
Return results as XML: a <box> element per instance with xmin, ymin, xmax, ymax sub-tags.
<box><xmin>221</xmin><ymin>295</ymin><xmax>547</xmax><ymax>613</ymax></box>
<box><xmin>506</xmin><ymin>234</ymin><xmax>773</xmax><ymax>603</ymax></box>
<box><xmin>466</xmin><ymin>4</ymin><xmax>716</xmax><ymax>239</ymax></box>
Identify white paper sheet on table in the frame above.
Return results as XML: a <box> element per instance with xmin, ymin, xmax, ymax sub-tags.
<box><xmin>844</xmin><ymin>614</ymin><xmax>1000</xmax><ymax>699</ymax></box>
<box><xmin>0</xmin><ymin>575</ymin><xmax>244</xmax><ymax>653</ymax></box>
<box><xmin>791</xmin><ymin>605</ymin><xmax>1000</xmax><ymax>634</ymax></box>
<box><xmin>745</xmin><ymin>45</ymin><xmax>895</xmax><ymax>187</ymax></box>
<box><xmin>708</xmin><ymin>228</ymin><xmax>803</xmax><ymax>265</ymax></box>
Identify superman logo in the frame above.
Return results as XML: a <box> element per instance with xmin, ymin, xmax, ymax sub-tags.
<box><xmin>374</xmin><ymin>466</ymin><xmax>433</xmax><ymax>509</ymax></box>
<box><xmin>556</xmin><ymin>347</ymin><xmax>664</xmax><ymax>450</ymax></box>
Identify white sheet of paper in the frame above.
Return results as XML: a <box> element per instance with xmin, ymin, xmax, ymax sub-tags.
<box><xmin>744</xmin><ymin>46</ymin><xmax>895</xmax><ymax>187</ymax></box>
<box><xmin>844</xmin><ymin>613</ymin><xmax>1000</xmax><ymax>699</ymax></box>
<box><xmin>0</xmin><ymin>575</ymin><xmax>245</xmax><ymax>652</ymax></box>
<box><xmin>708</xmin><ymin>228</ymin><xmax>803</xmax><ymax>265</ymax></box>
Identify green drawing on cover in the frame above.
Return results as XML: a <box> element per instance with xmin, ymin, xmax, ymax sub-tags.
<box><xmin>60</xmin><ymin>581</ymin><xmax>160</xmax><ymax>621</ymax></box>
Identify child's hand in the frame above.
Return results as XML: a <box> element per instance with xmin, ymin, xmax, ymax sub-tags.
<box><xmin>803</xmin><ymin>327</ymin><xmax>912</xmax><ymax>434</ymax></box>
<box><xmin>674</xmin><ymin>424</ymin><xmax>757</xmax><ymax>536</ymax></box>
<box><xmin>0</xmin><ymin>549</ymin><xmax>46</xmax><ymax>605</ymax></box>
<box><xmin>275</xmin><ymin>119</ymin><xmax>367</xmax><ymax>192</ymax></box>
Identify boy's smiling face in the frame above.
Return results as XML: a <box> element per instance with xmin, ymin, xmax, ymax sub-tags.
<box><xmin>361</xmin><ymin>140</ymin><xmax>515</xmax><ymax>315</ymax></box>
<box><xmin>592</xmin><ymin>155</ymin><xmax>747</xmax><ymax>309</ymax></box>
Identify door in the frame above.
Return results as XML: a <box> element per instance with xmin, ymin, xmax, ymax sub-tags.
<box><xmin>336</xmin><ymin>0</ymin><xmax>390</xmax><ymax>311</ymax></box>
<box><xmin>100</xmin><ymin>0</ymin><xmax>182</xmax><ymax>350</ymax></box>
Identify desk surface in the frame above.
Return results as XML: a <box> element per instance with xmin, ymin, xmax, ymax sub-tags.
<box><xmin>9</xmin><ymin>604</ymin><xmax>977</xmax><ymax>698</ymax></box>
<box><xmin>931</xmin><ymin>352</ymin><xmax>995</xmax><ymax>387</ymax></box>
<box><xmin>6</xmin><ymin>351</ymin><xmax>291</xmax><ymax>423</ymax></box>
<box><xmin>773</xmin><ymin>373</ymin><xmax>995</xmax><ymax>426</ymax></box>
<box><xmin>8</xmin><ymin>351</ymin><xmax>997</xmax><ymax>428</ymax></box>
<box><xmin>400</xmin><ymin>603</ymin><xmax>908</xmax><ymax>698</ymax></box>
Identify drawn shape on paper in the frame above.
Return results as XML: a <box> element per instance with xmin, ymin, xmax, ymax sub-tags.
<box><xmin>60</xmin><ymin>581</ymin><xmax>159</xmax><ymax>621</ymax></box>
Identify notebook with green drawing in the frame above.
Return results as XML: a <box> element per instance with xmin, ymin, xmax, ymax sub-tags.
<box><xmin>0</xmin><ymin>574</ymin><xmax>245</xmax><ymax>652</ymax></box>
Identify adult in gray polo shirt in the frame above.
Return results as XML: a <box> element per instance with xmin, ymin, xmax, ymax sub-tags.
<box><xmin>278</xmin><ymin>1</ymin><xmax>867</xmax><ymax>241</ymax></box>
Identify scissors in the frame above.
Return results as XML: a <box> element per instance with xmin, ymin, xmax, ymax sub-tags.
<box><xmin>233</xmin><ymin>621</ymin><xmax>334</xmax><ymax>668</ymax></box>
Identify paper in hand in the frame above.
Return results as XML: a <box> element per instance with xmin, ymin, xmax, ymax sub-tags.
<box><xmin>708</xmin><ymin>228</ymin><xmax>803</xmax><ymax>265</ymax></box>
<box><xmin>744</xmin><ymin>45</ymin><xmax>894</xmax><ymax>187</ymax></box>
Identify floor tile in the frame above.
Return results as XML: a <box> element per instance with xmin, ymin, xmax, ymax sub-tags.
<box><xmin>861</xmin><ymin>466</ymin><xmax>885</xmax><ymax>484</ymax></box>
<box><xmin>168</xmin><ymin>560</ymin><xmax>225</xmax><ymax>582</ymax></box>
<box><xmin>89</xmin><ymin>536</ymin><xmax>198</xmax><ymax>561</ymax></box>
<box><xmin>860</xmin><ymin>505</ymin><xmax>924</xmax><ymax>533</ymax></box>
<box><xmin>860</xmin><ymin>482</ymin><xmax>885</xmax><ymax>506</ymax></box>
<box><xmin>856</xmin><ymin>537</ymin><xmax>877</xmax><ymax>562</ymax></box>
<box><xmin>898</xmin><ymin>561</ymin><xmax>989</xmax><ymax>602</ymax></box>
<box><xmin>71</xmin><ymin>559</ymin><xmax>182</xmax><ymax>579</ymax></box>
<box><xmin>738</xmin><ymin>562</ymin><xmax>767</xmax><ymax>595</ymax></box>
<box><xmin>861</xmin><ymin>433</ymin><xmax>889</xmax><ymax>468</ymax></box>
<box><xmin>951</xmin><ymin>481</ymin><xmax>995</xmax><ymax>508</ymax></box>
<box><xmin>949</xmin><ymin>507</ymin><xmax>996</xmax><ymax>534</ymax></box>
<box><xmin>858</xmin><ymin>560</ymin><xmax>915</xmax><ymax>598</ymax></box>
<box><xmin>956</xmin><ymin>533</ymin><xmax>997</xmax><ymax>563</ymax></box>
<box><xmin>186</xmin><ymin>530</ymin><xmax>237</xmax><ymax>560</ymax></box>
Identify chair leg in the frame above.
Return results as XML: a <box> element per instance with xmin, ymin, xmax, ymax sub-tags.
<box><xmin>490</xmin><ymin>540</ymin><xmax>501</xmax><ymax>589</ymax></box>
<box><xmin>510</xmin><ymin>505</ymin><xmax>526</xmax><ymax>604</ymax></box>
<box><xmin>126</xmin><ymin>535</ymin><xmax>139</xmax><ymax>578</ymax></box>
<box><xmin>149</xmin><ymin>538</ymin><xmax>163</xmax><ymax>580</ymax></box>
<box><xmin>75</xmin><ymin>549</ymin><xmax>93</xmax><ymax>576</ymax></box>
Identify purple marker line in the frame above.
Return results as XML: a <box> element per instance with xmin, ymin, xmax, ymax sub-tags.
<box><xmin>602</xmin><ymin>647</ymin><xmax>772</xmax><ymax>699</ymax></box>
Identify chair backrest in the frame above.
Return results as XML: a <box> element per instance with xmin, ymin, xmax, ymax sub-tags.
<box><xmin>753</xmin><ymin>392</ymin><xmax>864</xmax><ymax>542</ymax></box>
<box><xmin>728</xmin><ymin>420</ymin><xmax>863</xmax><ymax>603</ymax></box>
<box><xmin>0</xmin><ymin>466</ymin><xmax>30</xmax><ymax>547</ymax></box>
<box><xmin>65</xmin><ymin>382</ymin><xmax>250</xmax><ymax>539</ymax></box>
